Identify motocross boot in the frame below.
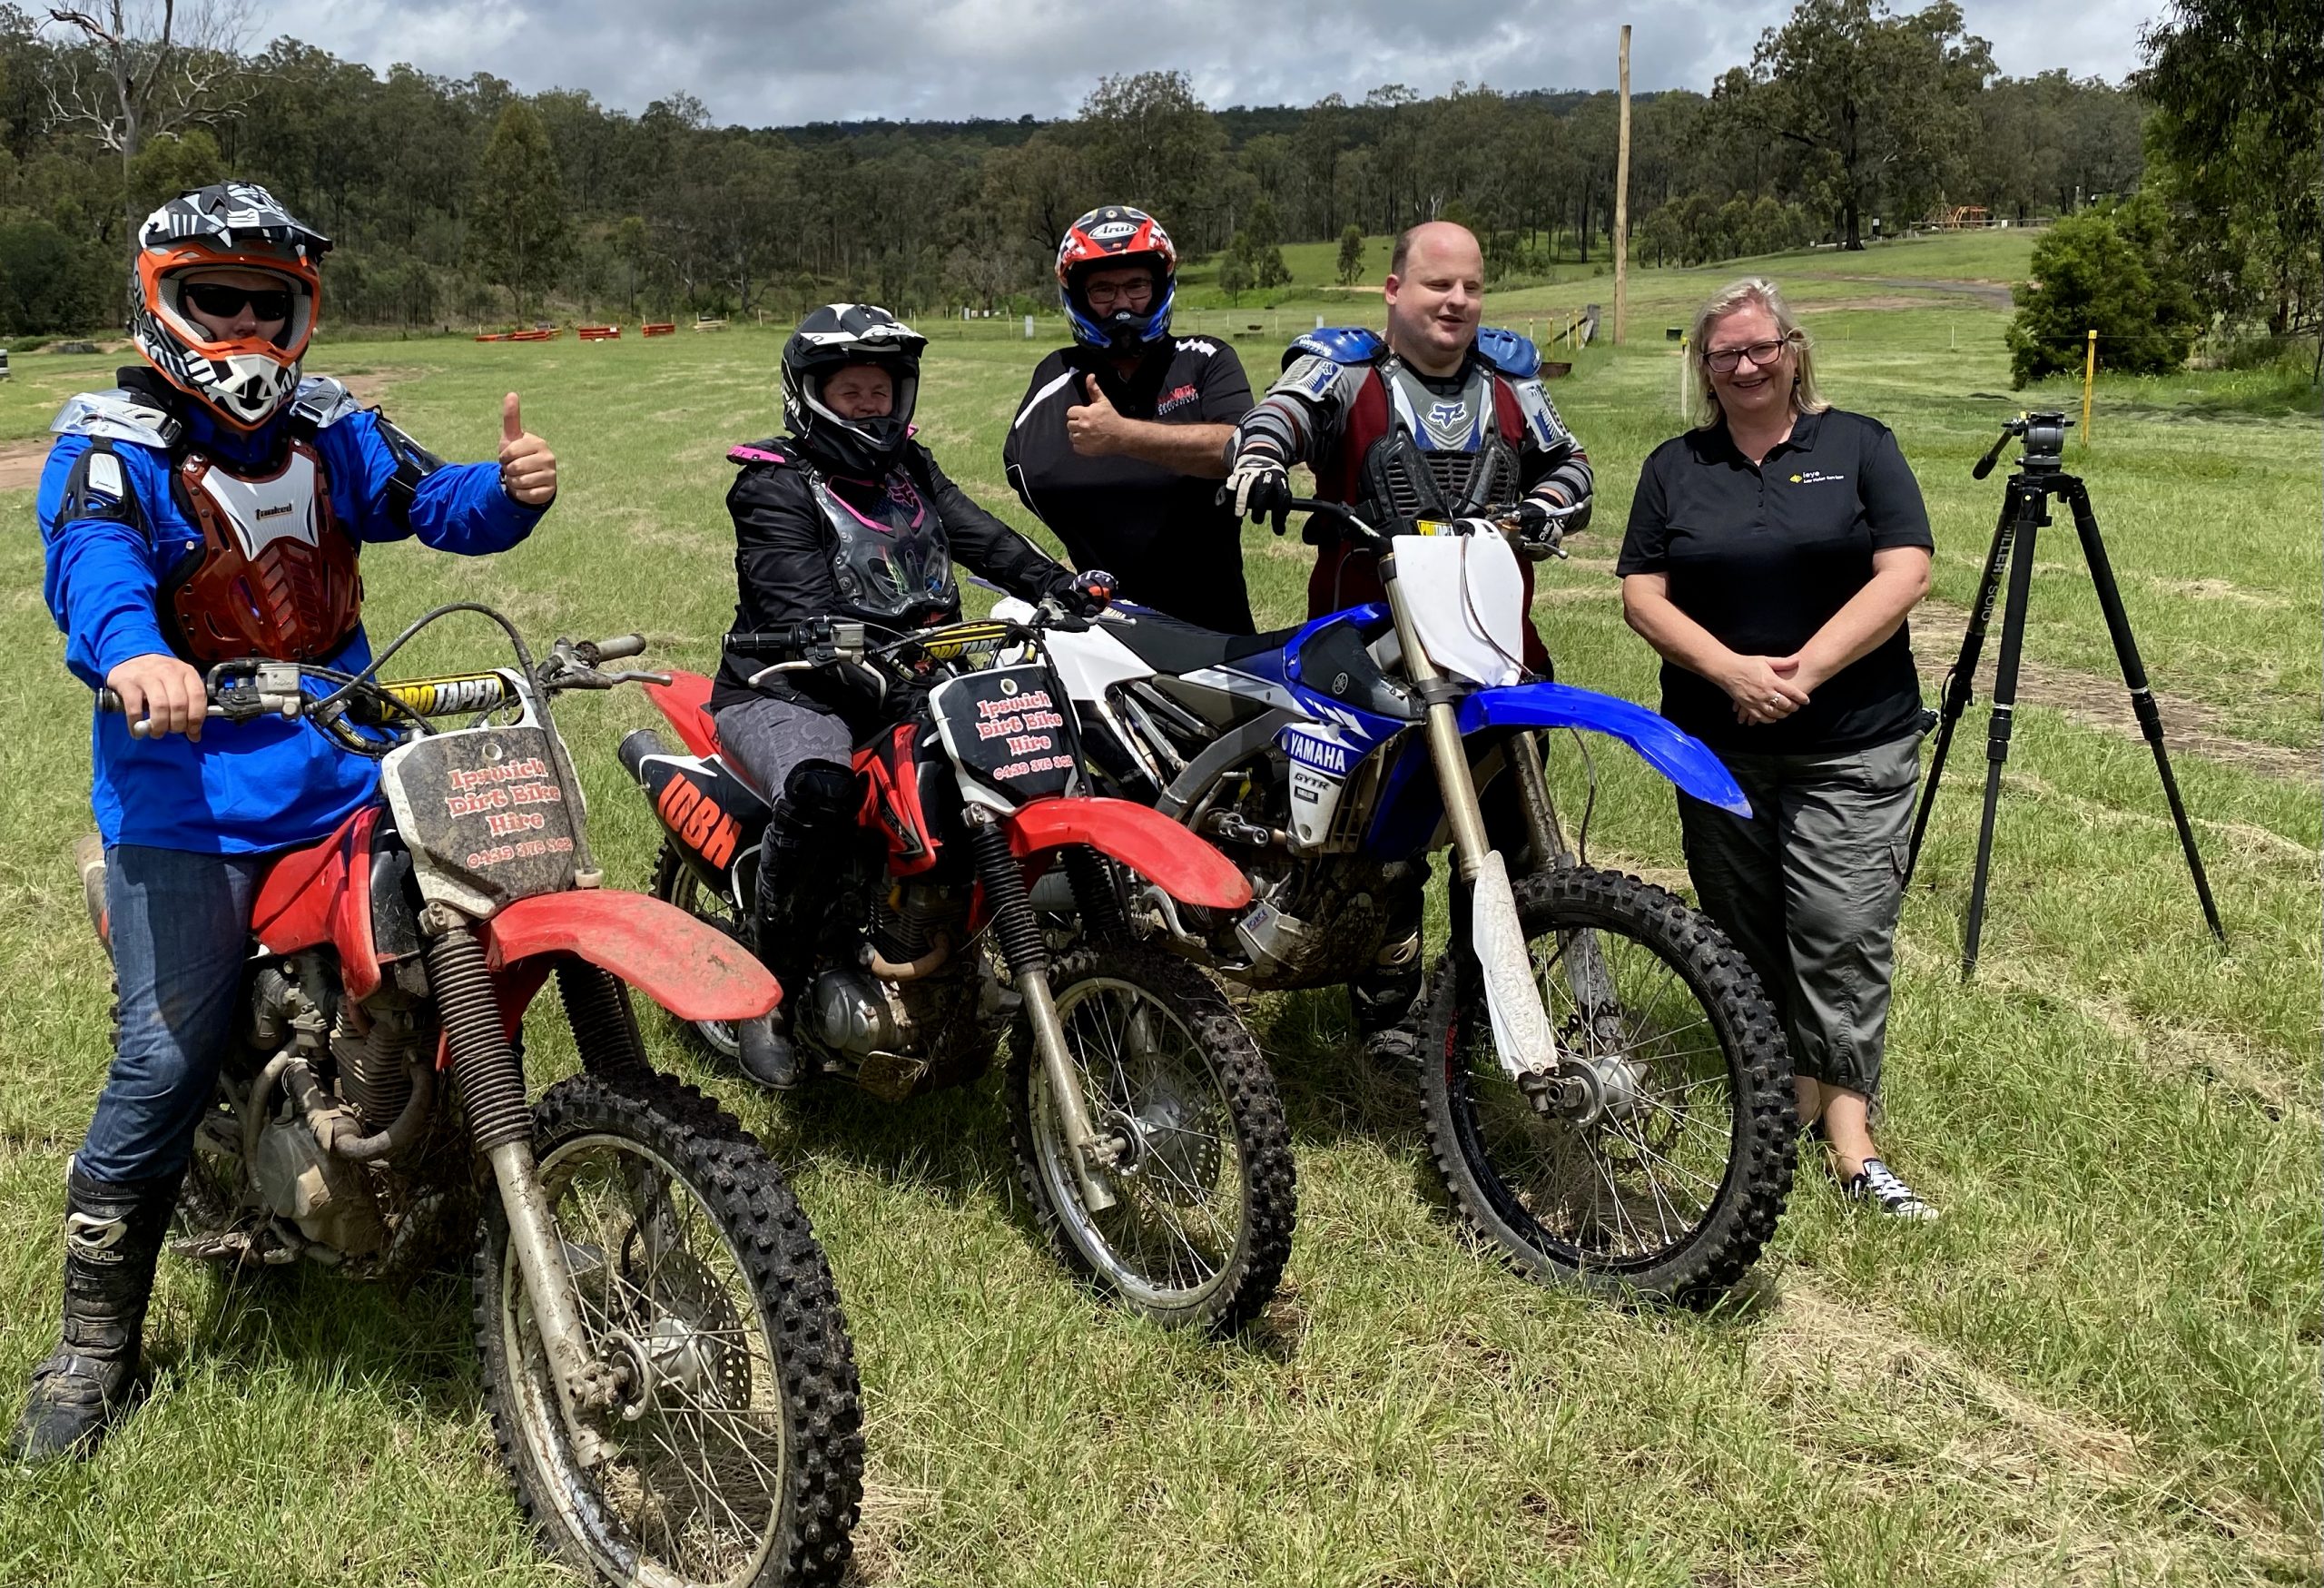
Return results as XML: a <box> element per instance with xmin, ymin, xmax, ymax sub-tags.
<box><xmin>738</xmin><ymin>761</ymin><xmax>856</xmax><ymax>1090</ymax></box>
<box><xmin>9</xmin><ymin>1163</ymin><xmax>180</xmax><ymax>1464</ymax></box>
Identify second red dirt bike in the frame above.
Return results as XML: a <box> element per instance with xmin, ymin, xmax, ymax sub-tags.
<box><xmin>620</xmin><ymin>607</ymin><xmax>1296</xmax><ymax>1333</ymax></box>
<box><xmin>94</xmin><ymin>608</ymin><xmax>862</xmax><ymax>1588</ymax></box>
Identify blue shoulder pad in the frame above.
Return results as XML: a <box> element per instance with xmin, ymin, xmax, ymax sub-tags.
<box><xmin>1475</xmin><ymin>327</ymin><xmax>1541</xmax><ymax>380</ymax></box>
<box><xmin>1282</xmin><ymin>327</ymin><xmax>1384</xmax><ymax>372</ymax></box>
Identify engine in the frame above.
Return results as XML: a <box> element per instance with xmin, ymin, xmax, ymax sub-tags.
<box><xmin>801</xmin><ymin>880</ymin><xmax>1008</xmax><ymax>1100</ymax></box>
<box><xmin>240</xmin><ymin>957</ymin><xmax>432</xmax><ymax>1259</ymax></box>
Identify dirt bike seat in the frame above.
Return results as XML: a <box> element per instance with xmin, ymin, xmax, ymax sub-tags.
<box><xmin>1096</xmin><ymin>606</ymin><xmax>1299</xmax><ymax>677</ymax></box>
<box><xmin>644</xmin><ymin>671</ymin><xmax>723</xmax><ymax>759</ymax></box>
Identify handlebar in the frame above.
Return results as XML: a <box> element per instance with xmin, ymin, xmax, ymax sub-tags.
<box><xmin>727</xmin><ymin>605</ymin><xmax>1090</xmax><ymax>688</ymax></box>
<box><xmin>97</xmin><ymin>632</ymin><xmax>665</xmax><ymax>739</ymax></box>
<box><xmin>1279</xmin><ymin>498</ymin><xmax>1573</xmax><ymax>559</ymax></box>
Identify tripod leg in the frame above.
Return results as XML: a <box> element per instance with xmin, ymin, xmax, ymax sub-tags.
<box><xmin>2063</xmin><ymin>478</ymin><xmax>2229</xmax><ymax>946</ymax></box>
<box><xmin>1961</xmin><ymin>488</ymin><xmax>2043</xmax><ymax>980</ymax></box>
<box><xmin>1905</xmin><ymin>496</ymin><xmax>2018</xmax><ymax>882</ymax></box>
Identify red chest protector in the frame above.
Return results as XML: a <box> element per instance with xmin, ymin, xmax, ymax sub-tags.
<box><xmin>1306</xmin><ymin>367</ymin><xmax>1547</xmax><ymax>671</ymax></box>
<box><xmin>165</xmin><ymin>437</ymin><xmax>363</xmax><ymax>665</ymax></box>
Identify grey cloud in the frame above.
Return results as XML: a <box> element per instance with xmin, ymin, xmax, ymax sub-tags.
<box><xmin>251</xmin><ymin>0</ymin><xmax>2156</xmax><ymax>127</ymax></box>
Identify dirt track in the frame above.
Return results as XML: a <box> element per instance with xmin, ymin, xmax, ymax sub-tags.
<box><xmin>1911</xmin><ymin>600</ymin><xmax>2317</xmax><ymax>783</ymax></box>
<box><xmin>1827</xmin><ymin>274</ymin><xmax>2016</xmax><ymax>309</ymax></box>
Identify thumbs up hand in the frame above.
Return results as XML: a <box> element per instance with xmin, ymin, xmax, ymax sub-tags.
<box><xmin>1065</xmin><ymin>374</ymin><xmax>1128</xmax><ymax>458</ymax></box>
<box><xmin>497</xmin><ymin>392</ymin><xmax>558</xmax><ymax>507</ymax></box>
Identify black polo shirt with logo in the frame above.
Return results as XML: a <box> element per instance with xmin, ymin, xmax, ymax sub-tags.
<box><xmin>1618</xmin><ymin>408</ymin><xmax>1934</xmax><ymax>754</ymax></box>
<box><xmin>1005</xmin><ymin>335</ymin><xmax>1256</xmax><ymax>634</ymax></box>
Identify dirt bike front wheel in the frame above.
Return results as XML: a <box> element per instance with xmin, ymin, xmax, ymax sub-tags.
<box><xmin>1417</xmin><ymin>864</ymin><xmax>1795</xmax><ymax>1305</ymax></box>
<box><xmin>1007</xmin><ymin>945</ymin><xmax>1296</xmax><ymax>1334</ymax></box>
<box><xmin>478</xmin><ymin>1070</ymin><xmax>862</xmax><ymax>1588</ymax></box>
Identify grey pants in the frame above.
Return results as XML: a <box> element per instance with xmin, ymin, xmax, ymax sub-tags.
<box><xmin>713</xmin><ymin>694</ymin><xmax>854</xmax><ymax>803</ymax></box>
<box><xmin>1676</xmin><ymin>732</ymin><xmax>1920</xmax><ymax>1098</ymax></box>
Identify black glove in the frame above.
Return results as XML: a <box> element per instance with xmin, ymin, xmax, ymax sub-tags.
<box><xmin>1220</xmin><ymin>452</ymin><xmax>1295</xmax><ymax>532</ymax></box>
<box><xmin>1059</xmin><ymin>568</ymin><xmax>1115</xmax><ymax>617</ymax></box>
<box><xmin>1513</xmin><ymin>495</ymin><xmax>1580</xmax><ymax>557</ymax></box>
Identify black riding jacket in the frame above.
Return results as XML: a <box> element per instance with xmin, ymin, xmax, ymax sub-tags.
<box><xmin>710</xmin><ymin>438</ymin><xmax>1076</xmax><ymax>721</ymax></box>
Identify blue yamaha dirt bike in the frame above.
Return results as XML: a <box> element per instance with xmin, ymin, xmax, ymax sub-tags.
<box><xmin>999</xmin><ymin>500</ymin><xmax>1795</xmax><ymax>1303</ymax></box>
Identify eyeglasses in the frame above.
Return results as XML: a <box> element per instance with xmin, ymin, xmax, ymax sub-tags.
<box><xmin>182</xmin><ymin>281</ymin><xmax>295</xmax><ymax>323</ymax></box>
<box><xmin>1704</xmin><ymin>337</ymin><xmax>1795</xmax><ymax>374</ymax></box>
<box><xmin>1084</xmin><ymin>280</ymin><xmax>1155</xmax><ymax>309</ymax></box>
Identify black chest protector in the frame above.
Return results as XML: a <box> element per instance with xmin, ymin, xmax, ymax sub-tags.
<box><xmin>807</xmin><ymin>461</ymin><xmax>959</xmax><ymax>627</ymax></box>
<box><xmin>1354</xmin><ymin>359</ymin><xmax>1522</xmax><ymax>535</ymax></box>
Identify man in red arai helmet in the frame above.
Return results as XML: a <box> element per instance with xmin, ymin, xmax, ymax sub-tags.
<box><xmin>1003</xmin><ymin>204</ymin><xmax>1258</xmax><ymax>634</ymax></box>
<box><xmin>19</xmin><ymin>182</ymin><xmax>558</xmax><ymax>1463</ymax></box>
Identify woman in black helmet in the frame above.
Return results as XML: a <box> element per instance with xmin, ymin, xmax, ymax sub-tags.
<box><xmin>711</xmin><ymin>302</ymin><xmax>1108</xmax><ymax>1085</ymax></box>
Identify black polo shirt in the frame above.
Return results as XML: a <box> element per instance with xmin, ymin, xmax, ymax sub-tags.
<box><xmin>1618</xmin><ymin>408</ymin><xmax>1934</xmax><ymax>754</ymax></box>
<box><xmin>1004</xmin><ymin>336</ymin><xmax>1256</xmax><ymax>633</ymax></box>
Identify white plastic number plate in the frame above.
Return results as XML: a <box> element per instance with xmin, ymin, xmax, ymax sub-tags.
<box><xmin>1393</xmin><ymin>531</ymin><xmax>1525</xmax><ymax>688</ymax></box>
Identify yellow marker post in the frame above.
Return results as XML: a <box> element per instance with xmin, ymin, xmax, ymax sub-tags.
<box><xmin>2081</xmin><ymin>329</ymin><xmax>2097</xmax><ymax>449</ymax></box>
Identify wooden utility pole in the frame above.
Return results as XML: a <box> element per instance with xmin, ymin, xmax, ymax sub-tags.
<box><xmin>1614</xmin><ymin>24</ymin><xmax>1632</xmax><ymax>346</ymax></box>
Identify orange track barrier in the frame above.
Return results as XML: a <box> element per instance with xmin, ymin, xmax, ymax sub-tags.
<box><xmin>578</xmin><ymin>325</ymin><xmax>620</xmax><ymax>340</ymax></box>
<box><xmin>641</xmin><ymin>322</ymin><xmax>676</xmax><ymax>337</ymax></box>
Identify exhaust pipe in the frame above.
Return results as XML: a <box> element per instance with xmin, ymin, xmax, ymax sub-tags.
<box><xmin>616</xmin><ymin>727</ymin><xmax>666</xmax><ymax>782</ymax></box>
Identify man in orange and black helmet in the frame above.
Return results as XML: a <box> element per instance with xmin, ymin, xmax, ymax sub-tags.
<box><xmin>19</xmin><ymin>182</ymin><xmax>556</xmax><ymax>1463</ymax></box>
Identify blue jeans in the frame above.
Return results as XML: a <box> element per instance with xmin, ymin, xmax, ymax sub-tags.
<box><xmin>75</xmin><ymin>846</ymin><xmax>266</xmax><ymax>1186</ymax></box>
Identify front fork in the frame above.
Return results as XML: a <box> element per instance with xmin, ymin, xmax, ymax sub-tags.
<box><xmin>963</xmin><ymin>812</ymin><xmax>1120</xmax><ymax>1213</ymax></box>
<box><xmin>1382</xmin><ymin>560</ymin><xmax>1593</xmax><ymax>1087</ymax></box>
<box><xmin>423</xmin><ymin>914</ymin><xmax>621</xmax><ymax>1465</ymax></box>
<box><xmin>1505</xmin><ymin>727</ymin><xmax>1620</xmax><ymax>1024</ymax></box>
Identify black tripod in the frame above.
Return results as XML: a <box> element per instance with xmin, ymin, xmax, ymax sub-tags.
<box><xmin>1905</xmin><ymin>412</ymin><xmax>2227</xmax><ymax>979</ymax></box>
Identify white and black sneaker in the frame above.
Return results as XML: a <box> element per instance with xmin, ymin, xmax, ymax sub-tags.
<box><xmin>1844</xmin><ymin>1158</ymin><xmax>1937</xmax><ymax>1221</ymax></box>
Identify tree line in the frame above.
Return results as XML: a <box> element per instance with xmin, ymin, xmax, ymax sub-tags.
<box><xmin>0</xmin><ymin>0</ymin><xmax>2281</xmax><ymax>351</ymax></box>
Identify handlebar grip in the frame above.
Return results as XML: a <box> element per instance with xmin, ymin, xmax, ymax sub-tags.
<box><xmin>590</xmin><ymin>633</ymin><xmax>647</xmax><ymax>662</ymax></box>
<box><xmin>723</xmin><ymin>629</ymin><xmax>798</xmax><ymax>656</ymax></box>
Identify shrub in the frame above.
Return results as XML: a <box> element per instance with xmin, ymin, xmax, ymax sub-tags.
<box><xmin>2007</xmin><ymin>194</ymin><xmax>2202</xmax><ymax>386</ymax></box>
<box><xmin>0</xmin><ymin>222</ymin><xmax>110</xmax><ymax>336</ymax></box>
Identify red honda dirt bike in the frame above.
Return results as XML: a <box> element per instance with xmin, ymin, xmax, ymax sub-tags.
<box><xmin>619</xmin><ymin>608</ymin><xmax>1297</xmax><ymax>1333</ymax></box>
<box><xmin>90</xmin><ymin>606</ymin><xmax>862</xmax><ymax>1588</ymax></box>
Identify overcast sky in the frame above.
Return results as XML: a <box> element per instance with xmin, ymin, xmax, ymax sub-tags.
<box><xmin>246</xmin><ymin>0</ymin><xmax>2160</xmax><ymax>127</ymax></box>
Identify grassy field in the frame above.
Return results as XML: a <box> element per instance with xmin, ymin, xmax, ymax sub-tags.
<box><xmin>0</xmin><ymin>232</ymin><xmax>2317</xmax><ymax>1587</ymax></box>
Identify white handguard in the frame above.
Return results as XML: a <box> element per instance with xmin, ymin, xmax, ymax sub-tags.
<box><xmin>1472</xmin><ymin>850</ymin><xmax>1558</xmax><ymax>1082</ymax></box>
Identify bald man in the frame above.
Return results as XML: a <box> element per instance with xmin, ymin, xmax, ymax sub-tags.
<box><xmin>1224</xmin><ymin>221</ymin><xmax>1592</xmax><ymax>670</ymax></box>
<box><xmin>1219</xmin><ymin>221</ymin><xmax>1594</xmax><ymax>1050</ymax></box>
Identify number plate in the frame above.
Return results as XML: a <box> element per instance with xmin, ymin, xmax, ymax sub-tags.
<box><xmin>380</xmin><ymin>725</ymin><xmax>579</xmax><ymax>916</ymax></box>
<box><xmin>928</xmin><ymin>666</ymin><xmax>1076</xmax><ymax>811</ymax></box>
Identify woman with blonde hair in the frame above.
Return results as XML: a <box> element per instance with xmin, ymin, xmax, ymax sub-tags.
<box><xmin>1617</xmin><ymin>277</ymin><xmax>1938</xmax><ymax>1219</ymax></box>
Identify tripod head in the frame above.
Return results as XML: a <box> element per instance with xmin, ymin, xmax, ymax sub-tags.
<box><xmin>1973</xmin><ymin>410</ymin><xmax>2073</xmax><ymax>479</ymax></box>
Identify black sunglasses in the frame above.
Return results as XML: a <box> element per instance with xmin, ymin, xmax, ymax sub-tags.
<box><xmin>182</xmin><ymin>281</ymin><xmax>295</xmax><ymax>322</ymax></box>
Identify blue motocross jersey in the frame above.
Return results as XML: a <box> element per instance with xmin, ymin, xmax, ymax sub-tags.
<box><xmin>38</xmin><ymin>375</ymin><xmax>547</xmax><ymax>854</ymax></box>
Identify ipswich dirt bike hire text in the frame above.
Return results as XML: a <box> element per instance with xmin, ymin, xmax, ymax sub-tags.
<box><xmin>90</xmin><ymin>607</ymin><xmax>862</xmax><ymax>1588</ymax></box>
<box><xmin>993</xmin><ymin>501</ymin><xmax>1797</xmax><ymax>1304</ymax></box>
<box><xmin>619</xmin><ymin>601</ymin><xmax>1296</xmax><ymax>1334</ymax></box>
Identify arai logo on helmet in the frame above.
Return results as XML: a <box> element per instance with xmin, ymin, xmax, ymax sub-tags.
<box><xmin>1088</xmin><ymin>221</ymin><xmax>1138</xmax><ymax>244</ymax></box>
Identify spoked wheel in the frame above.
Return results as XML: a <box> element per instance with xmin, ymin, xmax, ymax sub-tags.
<box><xmin>1418</xmin><ymin>865</ymin><xmax>1795</xmax><ymax>1305</ymax></box>
<box><xmin>650</xmin><ymin>839</ymin><xmax>748</xmax><ymax>1064</ymax></box>
<box><xmin>1007</xmin><ymin>947</ymin><xmax>1295</xmax><ymax>1333</ymax></box>
<box><xmin>478</xmin><ymin>1071</ymin><xmax>862</xmax><ymax>1588</ymax></box>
